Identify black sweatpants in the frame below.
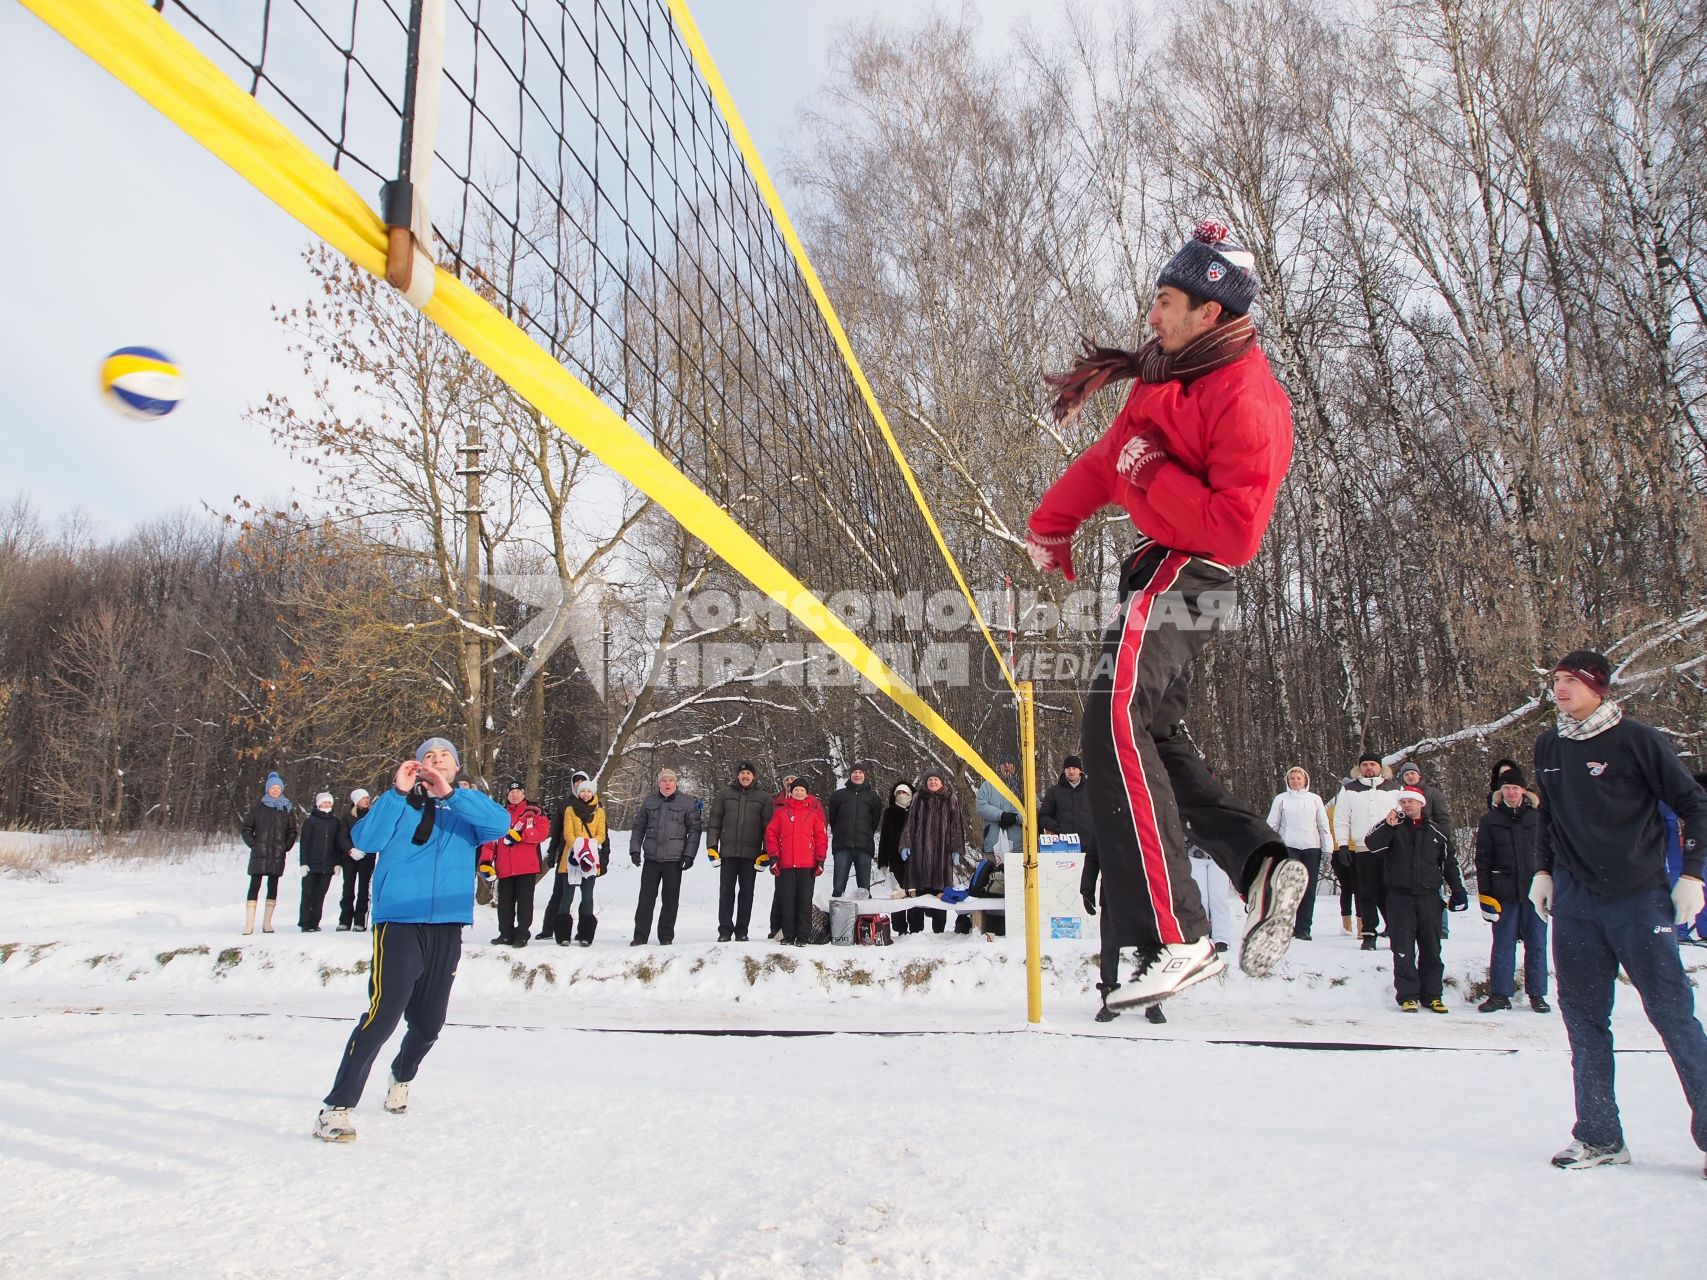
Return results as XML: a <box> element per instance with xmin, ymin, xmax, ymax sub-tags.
<box><xmin>339</xmin><ymin>859</ymin><xmax>373</xmax><ymax>928</ymax></box>
<box><xmin>324</xmin><ymin>922</ymin><xmax>462</xmax><ymax>1108</ymax></box>
<box><xmin>1385</xmin><ymin>891</ymin><xmax>1443</xmax><ymax>1003</ymax></box>
<box><xmin>718</xmin><ymin>857</ymin><xmax>758</xmax><ymax>937</ymax></box>
<box><xmin>902</xmin><ymin>906</ymin><xmax>947</xmax><ymax>933</ymax></box>
<box><xmin>496</xmin><ymin>874</ymin><xmax>536</xmax><ymax>942</ymax></box>
<box><xmin>299</xmin><ymin>870</ymin><xmax>336</xmax><ymax>929</ymax></box>
<box><xmin>1083</xmin><ymin>542</ymin><xmax>1280</xmax><ymax>950</ymax></box>
<box><xmin>775</xmin><ymin>867</ymin><xmax>814</xmax><ymax>942</ymax></box>
<box><xmin>1356</xmin><ymin>851</ymin><xmax>1386</xmax><ymax>938</ymax></box>
<box><xmin>554</xmin><ymin>878</ymin><xmax>597</xmax><ymax>943</ymax></box>
<box><xmin>634</xmin><ymin>860</ymin><xmax>683</xmax><ymax>944</ymax></box>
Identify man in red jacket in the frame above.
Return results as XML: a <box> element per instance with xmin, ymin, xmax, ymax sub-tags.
<box><xmin>483</xmin><ymin>781</ymin><xmax>552</xmax><ymax>948</ymax></box>
<box><xmin>1027</xmin><ymin>219</ymin><xmax>1300</xmax><ymax>1010</ymax></box>
<box><xmin>766</xmin><ymin>778</ymin><xmax>829</xmax><ymax>946</ymax></box>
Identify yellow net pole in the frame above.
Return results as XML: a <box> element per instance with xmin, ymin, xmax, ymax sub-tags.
<box><xmin>1018</xmin><ymin>681</ymin><xmax>1042</xmax><ymax>1024</ymax></box>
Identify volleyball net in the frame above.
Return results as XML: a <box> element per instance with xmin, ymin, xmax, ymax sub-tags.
<box><xmin>22</xmin><ymin>0</ymin><xmax>1027</xmax><ymax>807</ymax></box>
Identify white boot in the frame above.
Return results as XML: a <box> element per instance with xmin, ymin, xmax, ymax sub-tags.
<box><xmin>243</xmin><ymin>901</ymin><xmax>257</xmax><ymax>936</ymax></box>
<box><xmin>262</xmin><ymin>899</ymin><xmax>277</xmax><ymax>933</ymax></box>
<box><xmin>314</xmin><ymin>1107</ymin><xmax>357</xmax><ymax>1143</ymax></box>
<box><xmin>384</xmin><ymin>1073</ymin><xmax>410</xmax><ymax>1114</ymax></box>
<box><xmin>1104</xmin><ymin>938</ymin><xmax>1224</xmax><ymax>1010</ymax></box>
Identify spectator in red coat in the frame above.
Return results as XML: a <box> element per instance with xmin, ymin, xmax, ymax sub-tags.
<box><xmin>482</xmin><ymin>781</ymin><xmax>551</xmax><ymax>947</ymax></box>
<box><xmin>765</xmin><ymin>778</ymin><xmax>828</xmax><ymax>946</ymax></box>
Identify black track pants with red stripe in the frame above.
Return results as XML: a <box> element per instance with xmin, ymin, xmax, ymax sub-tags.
<box><xmin>1083</xmin><ymin>543</ymin><xmax>1282</xmax><ymax>949</ymax></box>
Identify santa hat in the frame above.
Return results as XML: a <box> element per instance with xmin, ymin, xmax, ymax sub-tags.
<box><xmin>1395</xmin><ymin>788</ymin><xmax>1429</xmax><ymax>806</ymax></box>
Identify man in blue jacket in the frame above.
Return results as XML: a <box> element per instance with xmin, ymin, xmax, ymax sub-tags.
<box><xmin>1529</xmin><ymin>651</ymin><xmax>1707</xmax><ymax>1173</ymax></box>
<box><xmin>314</xmin><ymin>737</ymin><xmax>513</xmax><ymax>1143</ymax></box>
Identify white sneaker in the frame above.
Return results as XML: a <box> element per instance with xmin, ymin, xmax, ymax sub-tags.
<box><xmin>1104</xmin><ymin>938</ymin><xmax>1225</xmax><ymax>1010</ymax></box>
<box><xmin>384</xmin><ymin>1073</ymin><xmax>410</xmax><ymax>1114</ymax></box>
<box><xmin>1240</xmin><ymin>856</ymin><xmax>1309</xmax><ymax>977</ymax></box>
<box><xmin>314</xmin><ymin>1107</ymin><xmax>357</xmax><ymax>1143</ymax></box>
<box><xmin>1550</xmin><ymin>1139</ymin><xmax>1630</xmax><ymax>1170</ymax></box>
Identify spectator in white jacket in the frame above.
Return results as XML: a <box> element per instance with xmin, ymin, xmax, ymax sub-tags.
<box><xmin>1266</xmin><ymin>767</ymin><xmax>1333</xmax><ymax>941</ymax></box>
<box><xmin>1332</xmin><ymin>754</ymin><xmax>1402</xmax><ymax>950</ymax></box>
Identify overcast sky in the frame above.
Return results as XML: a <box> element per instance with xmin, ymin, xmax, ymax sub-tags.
<box><xmin>0</xmin><ymin>1</ymin><xmax>1034</xmax><ymax>536</ymax></box>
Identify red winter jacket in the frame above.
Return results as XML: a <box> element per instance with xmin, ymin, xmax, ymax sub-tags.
<box><xmin>482</xmin><ymin>800</ymin><xmax>551</xmax><ymax>879</ymax></box>
<box><xmin>1029</xmin><ymin>345</ymin><xmax>1293</xmax><ymax>568</ymax></box>
<box><xmin>765</xmin><ymin>796</ymin><xmax>828</xmax><ymax>870</ymax></box>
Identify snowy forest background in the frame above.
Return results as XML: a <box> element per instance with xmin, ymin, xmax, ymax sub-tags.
<box><xmin>2</xmin><ymin>0</ymin><xmax>1704</xmax><ymax>834</ymax></box>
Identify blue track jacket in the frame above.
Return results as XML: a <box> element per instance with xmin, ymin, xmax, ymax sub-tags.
<box><xmin>352</xmin><ymin>786</ymin><xmax>514</xmax><ymax>925</ymax></box>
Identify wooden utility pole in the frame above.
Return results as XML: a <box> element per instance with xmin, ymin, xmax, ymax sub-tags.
<box><xmin>456</xmin><ymin>421</ymin><xmax>486</xmax><ymax>785</ymax></box>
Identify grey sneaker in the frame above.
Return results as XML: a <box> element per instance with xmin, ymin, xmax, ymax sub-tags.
<box><xmin>1550</xmin><ymin>1139</ymin><xmax>1630</xmax><ymax>1170</ymax></box>
<box><xmin>383</xmin><ymin>1073</ymin><xmax>410</xmax><ymax>1114</ymax></box>
<box><xmin>1239</xmin><ymin>857</ymin><xmax>1309</xmax><ymax>977</ymax></box>
<box><xmin>314</xmin><ymin>1107</ymin><xmax>357</xmax><ymax>1143</ymax></box>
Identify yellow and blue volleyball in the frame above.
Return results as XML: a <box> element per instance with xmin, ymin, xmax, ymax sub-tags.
<box><xmin>100</xmin><ymin>346</ymin><xmax>183</xmax><ymax>419</ymax></box>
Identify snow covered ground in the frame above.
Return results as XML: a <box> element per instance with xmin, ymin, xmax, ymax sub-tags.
<box><xmin>4</xmin><ymin>834</ymin><xmax>1706</xmax><ymax>1277</ymax></box>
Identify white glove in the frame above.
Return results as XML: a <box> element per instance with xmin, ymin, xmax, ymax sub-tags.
<box><xmin>299</xmin><ymin>865</ymin><xmax>310</xmax><ymax>878</ymax></box>
<box><xmin>1673</xmin><ymin>876</ymin><xmax>1704</xmax><ymax>927</ymax></box>
<box><xmin>349</xmin><ymin>850</ymin><xmax>366</xmax><ymax>861</ymax></box>
<box><xmin>1528</xmin><ymin>871</ymin><xmax>1553</xmax><ymax>921</ymax></box>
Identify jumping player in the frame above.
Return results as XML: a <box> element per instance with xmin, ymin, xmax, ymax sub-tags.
<box><xmin>1026</xmin><ymin>219</ymin><xmax>1299</xmax><ymax>1009</ymax></box>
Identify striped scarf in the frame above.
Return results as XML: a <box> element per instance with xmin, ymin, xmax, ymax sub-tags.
<box><xmin>1046</xmin><ymin>314</ymin><xmax>1257</xmax><ymax>424</ymax></box>
<box><xmin>1557</xmin><ymin>700</ymin><xmax>1623</xmax><ymax>741</ymax></box>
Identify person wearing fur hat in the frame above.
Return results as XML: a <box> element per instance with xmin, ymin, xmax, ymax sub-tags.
<box><xmin>1529</xmin><ymin>651</ymin><xmax>1707</xmax><ymax>1173</ymax></box>
<box><xmin>239</xmin><ymin>771</ymin><xmax>299</xmax><ymax>936</ymax></box>
<box><xmin>314</xmin><ymin>737</ymin><xmax>513</xmax><ymax>1143</ymax></box>
<box><xmin>337</xmin><ymin>788</ymin><xmax>375</xmax><ymax>931</ymax></box>
<box><xmin>1266</xmin><ymin>767</ymin><xmax>1332</xmax><ymax>941</ymax></box>
<box><xmin>297</xmin><ymin>791</ymin><xmax>351</xmax><ymax>932</ymax></box>
<box><xmin>1474</xmin><ymin>768</ymin><xmax>1547</xmax><ymax>1012</ymax></box>
<box><xmin>1366</xmin><ymin>788</ymin><xmax>1468</xmax><ymax>1012</ymax></box>
<box><xmin>1025</xmin><ymin>218</ymin><xmax>1297</xmax><ymax>1010</ymax></box>
<box><xmin>876</xmin><ymin>781</ymin><xmax>916</xmax><ymax>931</ymax></box>
<box><xmin>554</xmin><ymin>777</ymin><xmax>608</xmax><ymax>946</ymax></box>
<box><xmin>1332</xmin><ymin>755</ymin><xmax>1402</xmax><ymax>948</ymax></box>
<box><xmin>898</xmin><ymin>769</ymin><xmax>962</xmax><ymax>935</ymax></box>
<box><xmin>708</xmin><ymin>761</ymin><xmax>774</xmax><ymax>942</ymax></box>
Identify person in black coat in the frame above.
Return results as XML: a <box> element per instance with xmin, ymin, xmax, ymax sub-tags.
<box><xmin>338</xmin><ymin>788</ymin><xmax>376</xmax><ymax>931</ymax></box>
<box><xmin>827</xmin><ymin>766</ymin><xmax>884</xmax><ymax>897</ymax></box>
<box><xmin>297</xmin><ymin>792</ymin><xmax>351</xmax><ymax>932</ymax></box>
<box><xmin>1366</xmin><ymin>788</ymin><xmax>1467</xmax><ymax>1011</ymax></box>
<box><xmin>707</xmin><ymin>762</ymin><xmax>774</xmax><ymax>942</ymax></box>
<box><xmin>1473</xmin><ymin>769</ymin><xmax>1546</xmax><ymax>1011</ymax></box>
<box><xmin>240</xmin><ymin>770</ymin><xmax>299</xmax><ymax>935</ymax></box>
<box><xmin>1039</xmin><ymin>755</ymin><xmax>1098</xmax><ymax>913</ymax></box>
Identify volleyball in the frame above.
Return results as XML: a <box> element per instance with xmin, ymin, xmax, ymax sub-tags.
<box><xmin>100</xmin><ymin>346</ymin><xmax>183</xmax><ymax>419</ymax></box>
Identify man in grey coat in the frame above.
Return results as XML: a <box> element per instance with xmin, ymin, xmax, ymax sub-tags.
<box><xmin>630</xmin><ymin>768</ymin><xmax>703</xmax><ymax>945</ymax></box>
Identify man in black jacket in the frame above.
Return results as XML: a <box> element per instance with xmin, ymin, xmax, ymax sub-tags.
<box><xmin>826</xmin><ymin>765</ymin><xmax>883</xmax><ymax>897</ymax></box>
<box><xmin>707</xmin><ymin>762</ymin><xmax>774</xmax><ymax>941</ymax></box>
<box><xmin>1039</xmin><ymin>755</ymin><xmax>1099</xmax><ymax>914</ymax></box>
<box><xmin>1529</xmin><ymin>650</ymin><xmax>1707</xmax><ymax>1173</ymax></box>
<box><xmin>1366</xmin><ymin>788</ymin><xmax>1467</xmax><ymax>1012</ymax></box>
<box><xmin>1473</xmin><ymin>769</ymin><xmax>1546</xmax><ymax>1012</ymax></box>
